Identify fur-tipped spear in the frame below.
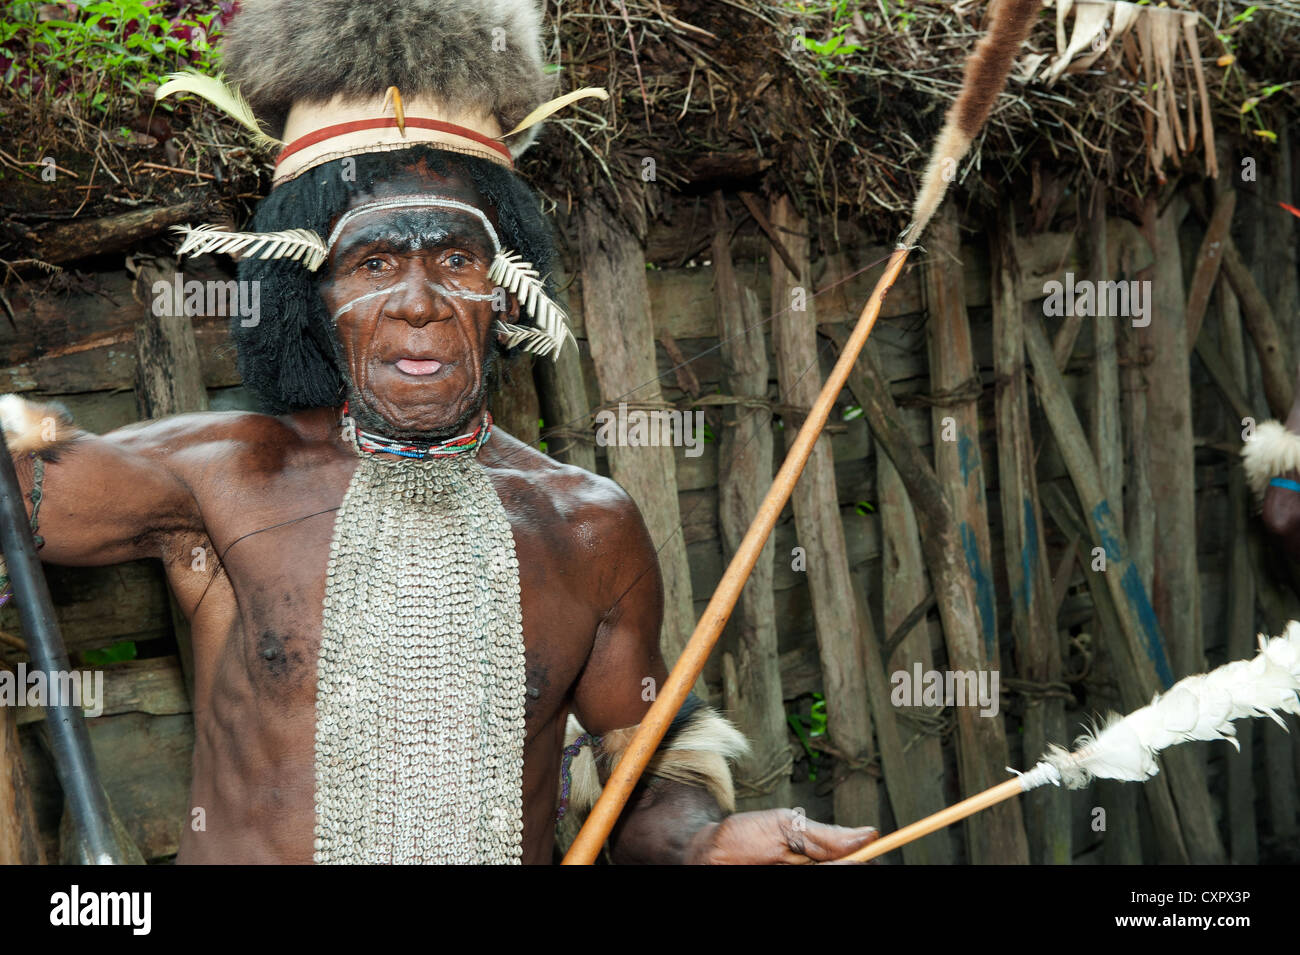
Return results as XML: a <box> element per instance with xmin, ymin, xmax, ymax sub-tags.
<box><xmin>561</xmin><ymin>0</ymin><xmax>1043</xmax><ymax>865</ymax></box>
<box><xmin>0</xmin><ymin>433</ymin><xmax>122</xmax><ymax>863</ymax></box>
<box><xmin>841</xmin><ymin>622</ymin><xmax>1300</xmax><ymax>862</ymax></box>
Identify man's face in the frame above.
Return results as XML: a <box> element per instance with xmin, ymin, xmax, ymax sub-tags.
<box><xmin>318</xmin><ymin>163</ymin><xmax>511</xmax><ymax>438</ymax></box>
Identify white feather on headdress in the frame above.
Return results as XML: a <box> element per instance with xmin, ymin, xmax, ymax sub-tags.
<box><xmin>155</xmin><ymin>70</ymin><xmax>281</xmax><ymax>151</ymax></box>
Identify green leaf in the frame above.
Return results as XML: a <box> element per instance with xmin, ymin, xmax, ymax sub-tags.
<box><xmin>82</xmin><ymin>640</ymin><xmax>137</xmax><ymax>666</ymax></box>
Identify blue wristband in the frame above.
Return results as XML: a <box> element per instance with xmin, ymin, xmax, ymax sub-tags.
<box><xmin>1269</xmin><ymin>477</ymin><xmax>1300</xmax><ymax>493</ymax></box>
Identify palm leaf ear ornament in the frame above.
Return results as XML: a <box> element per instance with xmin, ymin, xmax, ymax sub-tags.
<box><xmin>170</xmin><ymin>224</ymin><xmax>330</xmax><ymax>271</ymax></box>
<box><xmin>489</xmin><ymin>250</ymin><xmax>578</xmax><ymax>361</ymax></box>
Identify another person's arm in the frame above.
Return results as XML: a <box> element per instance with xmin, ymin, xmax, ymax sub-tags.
<box><xmin>1243</xmin><ymin>366</ymin><xmax>1300</xmax><ymax>560</ymax></box>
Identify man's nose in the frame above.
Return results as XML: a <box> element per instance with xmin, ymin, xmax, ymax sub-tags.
<box><xmin>383</xmin><ymin>266</ymin><xmax>454</xmax><ymax>328</ymax></box>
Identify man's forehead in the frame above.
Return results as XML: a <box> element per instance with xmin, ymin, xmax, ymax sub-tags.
<box><xmin>347</xmin><ymin>163</ymin><xmax>493</xmax><ymax>216</ymax></box>
<box><xmin>325</xmin><ymin>164</ymin><xmax>502</xmax><ymax>252</ymax></box>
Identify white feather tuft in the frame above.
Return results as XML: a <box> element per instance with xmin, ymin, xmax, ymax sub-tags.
<box><xmin>1023</xmin><ymin>621</ymin><xmax>1300</xmax><ymax>791</ymax></box>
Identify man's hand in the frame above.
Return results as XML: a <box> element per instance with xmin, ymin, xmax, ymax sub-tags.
<box><xmin>683</xmin><ymin>809</ymin><xmax>878</xmax><ymax>865</ymax></box>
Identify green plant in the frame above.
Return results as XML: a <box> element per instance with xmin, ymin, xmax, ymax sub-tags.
<box><xmin>82</xmin><ymin>640</ymin><xmax>137</xmax><ymax>666</ymax></box>
<box><xmin>3</xmin><ymin>1</ymin><xmax>224</xmax><ymax>122</ymax></box>
<box><xmin>787</xmin><ymin>692</ymin><xmax>828</xmax><ymax>781</ymax></box>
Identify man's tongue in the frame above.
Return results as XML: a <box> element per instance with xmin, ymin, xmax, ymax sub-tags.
<box><xmin>396</xmin><ymin>358</ymin><xmax>442</xmax><ymax>376</ymax></box>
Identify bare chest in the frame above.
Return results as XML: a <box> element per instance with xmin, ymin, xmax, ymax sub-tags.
<box><xmin>185</xmin><ymin>463</ymin><xmax>599</xmax><ymax>744</ymax></box>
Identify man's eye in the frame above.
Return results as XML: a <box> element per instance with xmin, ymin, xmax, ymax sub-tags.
<box><xmin>447</xmin><ymin>253</ymin><xmax>469</xmax><ymax>269</ymax></box>
<box><xmin>362</xmin><ymin>257</ymin><xmax>387</xmax><ymax>272</ymax></box>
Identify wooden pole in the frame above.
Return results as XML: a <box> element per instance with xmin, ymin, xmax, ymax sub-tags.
<box><xmin>769</xmin><ymin>195</ymin><xmax>877</xmax><ymax>828</ymax></box>
<box><xmin>560</xmin><ymin>248</ymin><xmax>909</xmax><ymax>864</ymax></box>
<box><xmin>1219</xmin><ymin>274</ymin><xmax>1260</xmax><ymax>863</ymax></box>
<box><xmin>877</xmin><ymin>451</ymin><xmax>953</xmax><ymax>864</ymax></box>
<box><xmin>1024</xmin><ymin>312</ymin><xmax>1226</xmax><ymax>863</ymax></box>
<box><xmin>1084</xmin><ymin>190</ymin><xmax>1142</xmax><ymax>865</ymax></box>
<box><xmin>1039</xmin><ymin>484</ymin><xmax>1189</xmax><ymax>864</ymax></box>
<box><xmin>534</xmin><ymin>260</ymin><xmax>596</xmax><ymax>472</ymax></box>
<box><xmin>825</xmin><ymin>329</ymin><xmax>1029</xmax><ymax>865</ymax></box>
<box><xmin>575</xmin><ymin>201</ymin><xmax>700</xmax><ymax>689</ymax></box>
<box><xmin>710</xmin><ymin>191</ymin><xmax>790</xmax><ymax>810</ymax></box>
<box><xmin>990</xmin><ymin>203</ymin><xmax>1070</xmax><ymax>864</ymax></box>
<box><xmin>1139</xmin><ymin>195</ymin><xmax>1202</xmax><ymax>680</ymax></box>
<box><xmin>0</xmin><ymin>699</ymin><xmax>45</xmax><ymax>863</ymax></box>
<box><xmin>1188</xmin><ymin>190</ymin><xmax>1294</xmax><ymax>418</ymax></box>
<box><xmin>924</xmin><ymin>205</ymin><xmax>998</xmax><ymax>663</ymax></box>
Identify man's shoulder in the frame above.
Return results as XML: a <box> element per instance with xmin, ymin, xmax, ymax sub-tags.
<box><xmin>105</xmin><ymin>406</ymin><xmax>334</xmax><ymax>470</ymax></box>
<box><xmin>484</xmin><ymin>430</ymin><xmax>648</xmax><ymax>540</ymax></box>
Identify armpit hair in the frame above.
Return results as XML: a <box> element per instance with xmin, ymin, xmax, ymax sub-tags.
<box><xmin>222</xmin><ymin>0</ymin><xmax>557</xmax><ymax>154</ymax></box>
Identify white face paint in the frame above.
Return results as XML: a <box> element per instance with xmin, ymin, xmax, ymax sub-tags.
<box><xmin>425</xmin><ymin>280</ymin><xmax>495</xmax><ymax>302</ymax></box>
<box><xmin>330</xmin><ymin>280</ymin><xmax>497</xmax><ymax>324</ymax></box>
<box><xmin>332</xmin><ymin>283</ymin><xmax>410</xmax><ymax>322</ymax></box>
<box><xmin>325</xmin><ymin>195</ymin><xmax>503</xmax><ymax>255</ymax></box>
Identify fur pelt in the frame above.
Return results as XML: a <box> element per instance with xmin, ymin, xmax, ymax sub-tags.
<box><xmin>561</xmin><ymin>705</ymin><xmax>751</xmax><ymax>823</ymax></box>
<box><xmin>222</xmin><ymin>0</ymin><xmax>556</xmax><ymax>155</ymax></box>
<box><xmin>0</xmin><ymin>395</ymin><xmax>76</xmax><ymax>456</ymax></box>
<box><xmin>1241</xmin><ymin>419</ymin><xmax>1300</xmax><ymax>498</ymax></box>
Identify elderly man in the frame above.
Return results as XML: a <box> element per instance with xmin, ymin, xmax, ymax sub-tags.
<box><xmin>0</xmin><ymin>0</ymin><xmax>876</xmax><ymax>864</ymax></box>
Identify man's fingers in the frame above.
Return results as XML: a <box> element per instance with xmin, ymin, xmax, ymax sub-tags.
<box><xmin>788</xmin><ymin>821</ymin><xmax>878</xmax><ymax>862</ymax></box>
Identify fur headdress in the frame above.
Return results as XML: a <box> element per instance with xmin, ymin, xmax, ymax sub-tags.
<box><xmin>157</xmin><ymin>0</ymin><xmax>603</xmax><ymax>362</ymax></box>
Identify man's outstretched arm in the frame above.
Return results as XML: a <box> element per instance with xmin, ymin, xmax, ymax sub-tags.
<box><xmin>569</xmin><ymin>487</ymin><xmax>877</xmax><ymax>864</ymax></box>
<box><xmin>0</xmin><ymin>394</ymin><xmax>202</xmax><ymax>567</ymax></box>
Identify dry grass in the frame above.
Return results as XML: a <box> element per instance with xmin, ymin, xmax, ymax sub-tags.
<box><xmin>520</xmin><ymin>0</ymin><xmax>1299</xmax><ymax>236</ymax></box>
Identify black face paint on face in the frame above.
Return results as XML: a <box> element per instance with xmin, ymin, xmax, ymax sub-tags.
<box><xmin>317</xmin><ymin>168</ymin><xmax>516</xmax><ymax>441</ymax></box>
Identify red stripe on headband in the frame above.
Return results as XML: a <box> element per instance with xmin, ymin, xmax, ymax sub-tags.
<box><xmin>276</xmin><ymin>117</ymin><xmax>513</xmax><ymax>167</ymax></box>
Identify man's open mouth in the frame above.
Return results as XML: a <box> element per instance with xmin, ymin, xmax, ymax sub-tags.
<box><xmin>393</xmin><ymin>358</ymin><xmax>444</xmax><ymax>377</ymax></box>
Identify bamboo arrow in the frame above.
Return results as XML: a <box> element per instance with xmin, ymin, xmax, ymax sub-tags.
<box><xmin>562</xmin><ymin>0</ymin><xmax>1044</xmax><ymax>865</ymax></box>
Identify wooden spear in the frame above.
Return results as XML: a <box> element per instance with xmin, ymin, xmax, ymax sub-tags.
<box><xmin>562</xmin><ymin>249</ymin><xmax>910</xmax><ymax>864</ymax></box>
<box><xmin>561</xmin><ymin>0</ymin><xmax>1044</xmax><ymax>865</ymax></box>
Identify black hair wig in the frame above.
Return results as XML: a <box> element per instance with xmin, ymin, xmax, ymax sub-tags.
<box><xmin>234</xmin><ymin>145</ymin><xmax>558</xmax><ymax>414</ymax></box>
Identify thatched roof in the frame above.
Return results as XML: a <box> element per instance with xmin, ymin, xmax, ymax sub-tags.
<box><xmin>520</xmin><ymin>0</ymin><xmax>1300</xmax><ymax>234</ymax></box>
<box><xmin>1</xmin><ymin>0</ymin><xmax>1296</xmax><ymax>261</ymax></box>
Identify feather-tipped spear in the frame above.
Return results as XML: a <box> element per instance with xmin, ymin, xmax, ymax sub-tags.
<box><xmin>561</xmin><ymin>0</ymin><xmax>1044</xmax><ymax>865</ymax></box>
<box><xmin>840</xmin><ymin>621</ymin><xmax>1300</xmax><ymax>863</ymax></box>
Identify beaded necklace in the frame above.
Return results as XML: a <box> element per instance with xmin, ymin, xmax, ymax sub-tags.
<box><xmin>340</xmin><ymin>401</ymin><xmax>493</xmax><ymax>459</ymax></box>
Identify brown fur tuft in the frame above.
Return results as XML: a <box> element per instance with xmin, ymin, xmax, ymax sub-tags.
<box><xmin>954</xmin><ymin>0</ymin><xmax>1042</xmax><ymax>139</ymax></box>
<box><xmin>902</xmin><ymin>0</ymin><xmax>1041</xmax><ymax>246</ymax></box>
<box><xmin>560</xmin><ymin>707</ymin><xmax>750</xmax><ymax>820</ymax></box>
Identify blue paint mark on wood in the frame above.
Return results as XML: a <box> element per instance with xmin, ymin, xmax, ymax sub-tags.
<box><xmin>958</xmin><ymin>433</ymin><xmax>978</xmax><ymax>486</ymax></box>
<box><xmin>961</xmin><ymin>521</ymin><xmax>997</xmax><ymax>661</ymax></box>
<box><xmin>1020</xmin><ymin>497</ymin><xmax>1039</xmax><ymax>611</ymax></box>
<box><xmin>1090</xmin><ymin>499</ymin><xmax>1175</xmax><ymax>688</ymax></box>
